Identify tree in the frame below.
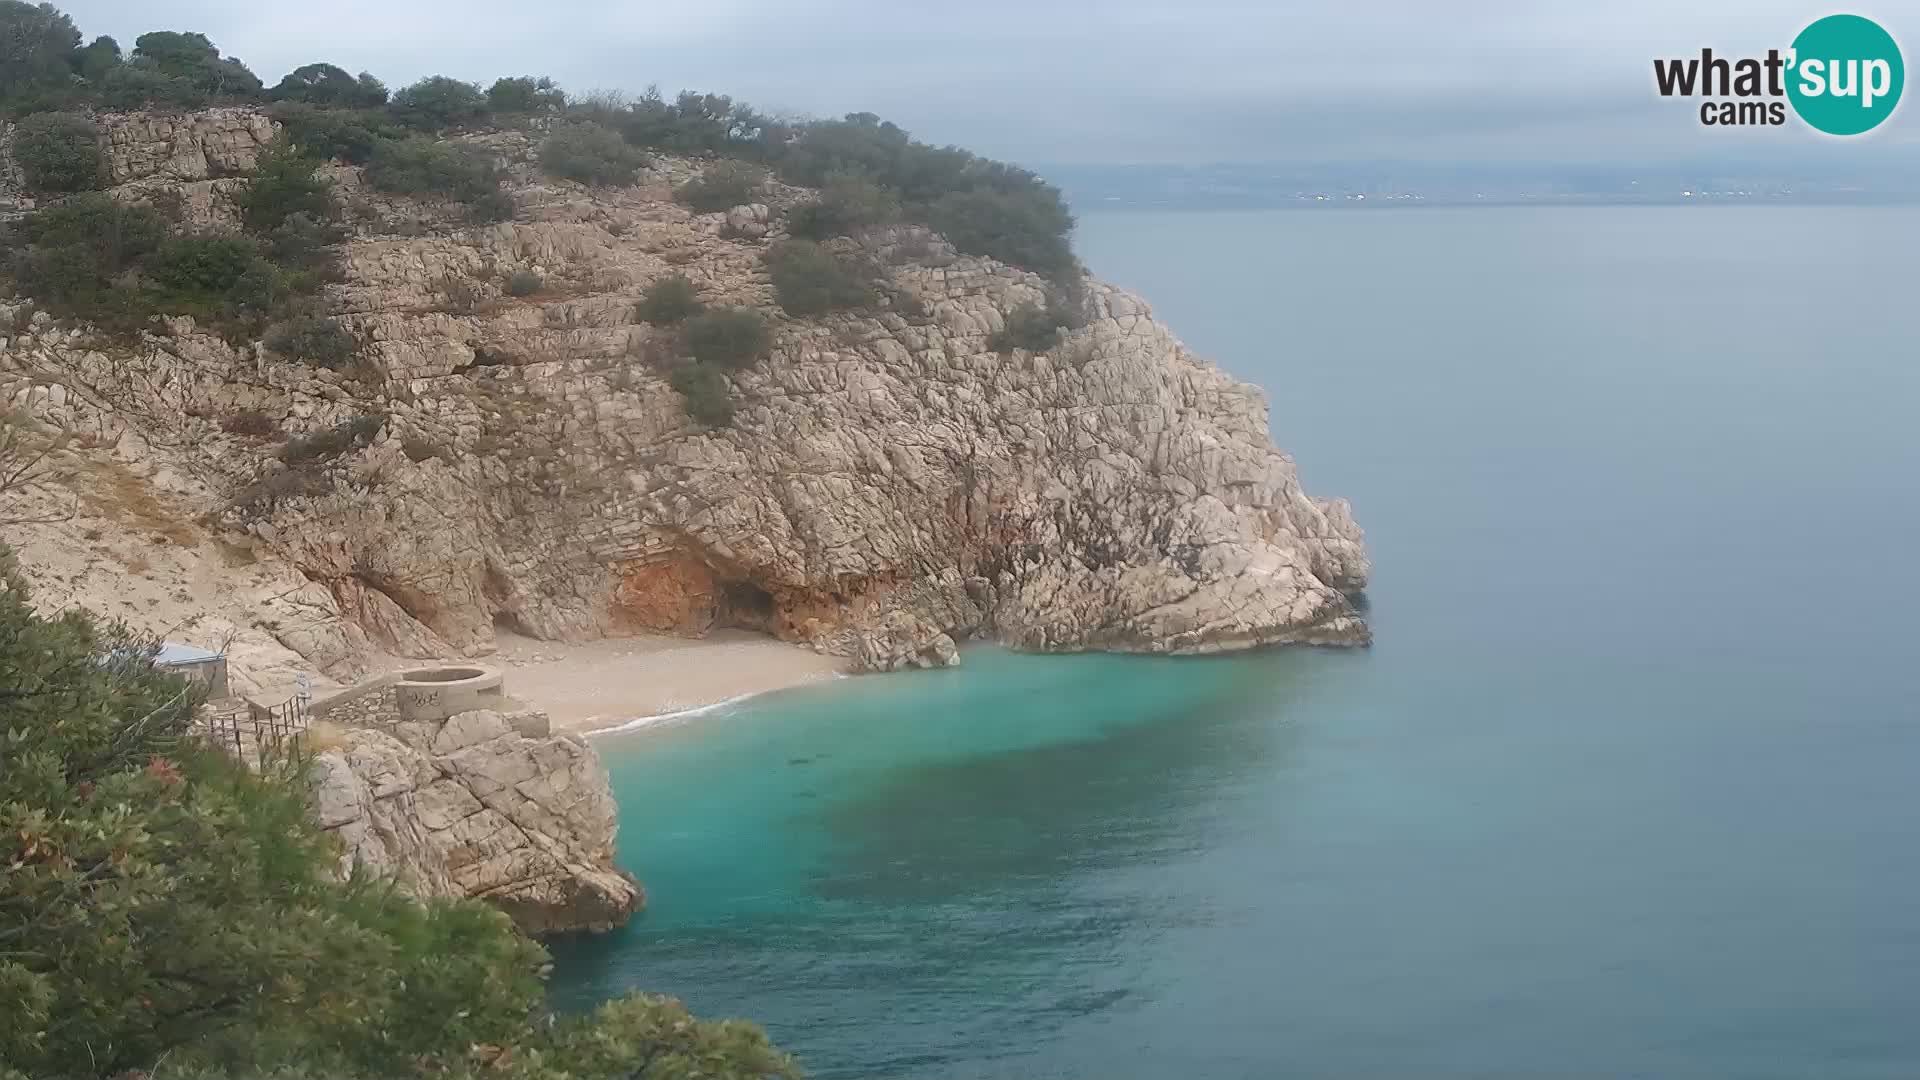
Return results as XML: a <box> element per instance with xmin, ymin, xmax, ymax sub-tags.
<box><xmin>487</xmin><ymin>74</ymin><xmax>563</xmax><ymax>114</ymax></box>
<box><xmin>0</xmin><ymin>0</ymin><xmax>80</xmax><ymax>99</ymax></box>
<box><xmin>96</xmin><ymin>63</ymin><xmax>204</xmax><ymax>110</ymax></box>
<box><xmin>269</xmin><ymin>62</ymin><xmax>363</xmax><ymax>106</ymax></box>
<box><xmin>0</xmin><ymin>412</ymin><xmax>75</xmax><ymax>525</ymax></box>
<box><xmin>353</xmin><ymin>71</ymin><xmax>388</xmax><ymax>106</ymax></box>
<box><xmin>69</xmin><ymin>33</ymin><xmax>118</xmax><ymax>82</ymax></box>
<box><xmin>0</xmin><ymin>555</ymin><xmax>800</xmax><ymax>1078</ymax></box>
<box><xmin>390</xmin><ymin>75</ymin><xmax>488</xmax><ymax>131</ymax></box>
<box><xmin>130</xmin><ymin>30</ymin><xmax>262</xmax><ymax>98</ymax></box>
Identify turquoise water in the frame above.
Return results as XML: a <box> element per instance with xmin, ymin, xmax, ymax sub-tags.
<box><xmin>551</xmin><ymin>207</ymin><xmax>1920</xmax><ymax>1078</ymax></box>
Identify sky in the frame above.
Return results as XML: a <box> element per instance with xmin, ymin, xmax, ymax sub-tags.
<box><xmin>52</xmin><ymin>0</ymin><xmax>1920</xmax><ymax>172</ymax></box>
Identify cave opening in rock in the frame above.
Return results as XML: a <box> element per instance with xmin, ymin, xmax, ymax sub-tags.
<box><xmin>717</xmin><ymin>580</ymin><xmax>776</xmax><ymax>632</ymax></box>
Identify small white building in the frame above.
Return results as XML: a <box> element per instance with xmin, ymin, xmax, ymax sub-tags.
<box><xmin>155</xmin><ymin>642</ymin><xmax>229</xmax><ymax>699</ymax></box>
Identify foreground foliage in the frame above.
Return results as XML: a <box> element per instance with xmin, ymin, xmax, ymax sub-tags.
<box><xmin>0</xmin><ymin>551</ymin><xmax>800</xmax><ymax>1079</ymax></box>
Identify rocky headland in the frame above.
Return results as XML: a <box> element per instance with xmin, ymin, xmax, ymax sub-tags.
<box><xmin>1</xmin><ymin>106</ymin><xmax>1369</xmax><ymax>931</ymax></box>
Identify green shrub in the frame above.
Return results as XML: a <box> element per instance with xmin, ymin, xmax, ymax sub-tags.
<box><xmin>261</xmin><ymin>210</ymin><xmax>344</xmax><ymax>278</ymax></box>
<box><xmin>674</xmin><ymin>160</ymin><xmax>766</xmax><ymax>212</ymax></box>
<box><xmin>786</xmin><ymin>167</ymin><xmax>899</xmax><ymax>240</ymax></box>
<box><xmin>765</xmin><ymin>239</ymin><xmax>877</xmax><ymax>316</ymax></box>
<box><xmin>269</xmin><ymin>102</ymin><xmax>399</xmax><ymax>164</ymax></box>
<box><xmin>268</xmin><ymin>62</ymin><xmax>386</xmax><ymax>107</ymax></box>
<box><xmin>685</xmin><ymin>307</ymin><xmax>770</xmax><ymax>370</ymax></box>
<box><xmin>264</xmin><ymin>315</ymin><xmax>355</xmax><ymax>368</ymax></box>
<box><xmin>988</xmin><ymin>300</ymin><xmax>1062</xmax><ymax>353</ymax></box>
<box><xmin>71</xmin><ymin>33</ymin><xmax>121</xmax><ymax>82</ymax></box>
<box><xmin>12</xmin><ymin>112</ymin><xmax>103</xmax><ymax>194</ymax></box>
<box><xmin>506</xmin><ymin>269</ymin><xmax>542</xmax><ymax>296</ymax></box>
<box><xmin>9</xmin><ymin>195</ymin><xmax>167</xmax><ymax>314</ymax></box>
<box><xmin>777</xmin><ymin>112</ymin><xmax>1081</xmax><ymax>280</ymax></box>
<box><xmin>613</xmin><ymin>87</ymin><xmax>783</xmax><ymax>158</ymax></box>
<box><xmin>635</xmin><ymin>273</ymin><xmax>702</xmax><ymax>324</ymax></box>
<box><xmin>220</xmin><ymin>258</ymin><xmax>290</xmax><ymax>318</ymax></box>
<box><xmin>390</xmin><ymin>74</ymin><xmax>488</xmax><ymax>131</ymax></box>
<box><xmin>0</xmin><ymin>0</ymin><xmax>82</xmax><ymax>100</ymax></box>
<box><xmin>236</xmin><ymin>140</ymin><xmax>334</xmax><ymax>235</ymax></box>
<box><xmin>96</xmin><ymin>62</ymin><xmax>207</xmax><ymax>109</ymax></box>
<box><xmin>671</xmin><ymin>363</ymin><xmax>734</xmax><ymax>426</ymax></box>
<box><xmin>539</xmin><ymin>120</ymin><xmax>648</xmax><ymax>186</ymax></box>
<box><xmin>364</xmin><ymin>136</ymin><xmax>500</xmax><ymax>201</ymax></box>
<box><xmin>487</xmin><ymin>74</ymin><xmax>564</xmax><ymax>113</ymax></box>
<box><xmin>927</xmin><ymin>187</ymin><xmax>1078</xmax><ymax>280</ymax></box>
<box><xmin>145</xmin><ymin>233</ymin><xmax>259</xmax><ymax>297</ymax></box>
<box><xmin>1</xmin><ymin>554</ymin><xmax>801</xmax><ymax>1078</ymax></box>
<box><xmin>130</xmin><ymin>29</ymin><xmax>262</xmax><ymax>98</ymax></box>
<box><xmin>468</xmin><ymin>187</ymin><xmax>516</xmax><ymax>223</ymax></box>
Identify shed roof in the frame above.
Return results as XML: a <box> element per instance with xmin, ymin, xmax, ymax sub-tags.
<box><xmin>155</xmin><ymin>642</ymin><xmax>223</xmax><ymax>666</ymax></box>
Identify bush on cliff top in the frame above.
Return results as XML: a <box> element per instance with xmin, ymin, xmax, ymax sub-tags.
<box><xmin>12</xmin><ymin>111</ymin><xmax>104</xmax><ymax>193</ymax></box>
<box><xmin>0</xmin><ymin>550</ymin><xmax>799</xmax><ymax>1079</ymax></box>
<box><xmin>539</xmin><ymin>120</ymin><xmax>648</xmax><ymax>187</ymax></box>
<box><xmin>785</xmin><ymin>167</ymin><xmax>900</xmax><ymax>240</ymax></box>
<box><xmin>389</xmin><ymin>74</ymin><xmax>488</xmax><ymax>132</ymax></box>
<box><xmin>364</xmin><ymin>135</ymin><xmax>501</xmax><ymax>202</ymax></box>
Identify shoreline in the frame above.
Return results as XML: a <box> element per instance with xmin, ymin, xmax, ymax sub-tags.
<box><xmin>490</xmin><ymin>629</ymin><xmax>848</xmax><ymax>735</ymax></box>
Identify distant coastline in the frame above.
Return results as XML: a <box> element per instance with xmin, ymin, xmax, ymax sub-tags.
<box><xmin>1050</xmin><ymin>161</ymin><xmax>1920</xmax><ymax>211</ymax></box>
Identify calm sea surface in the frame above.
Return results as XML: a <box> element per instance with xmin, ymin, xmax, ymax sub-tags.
<box><xmin>551</xmin><ymin>207</ymin><xmax>1920</xmax><ymax>1079</ymax></box>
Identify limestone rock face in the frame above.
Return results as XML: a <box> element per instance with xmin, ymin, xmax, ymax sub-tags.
<box><xmin>100</xmin><ymin>108</ymin><xmax>277</xmax><ymax>186</ymax></box>
<box><xmin>308</xmin><ymin>708</ymin><xmax>642</xmax><ymax>934</ymax></box>
<box><xmin>0</xmin><ymin>108</ymin><xmax>1371</xmax><ymax>688</ymax></box>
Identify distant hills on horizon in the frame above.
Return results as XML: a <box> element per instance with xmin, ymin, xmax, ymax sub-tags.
<box><xmin>1043</xmin><ymin>159</ymin><xmax>1920</xmax><ymax>210</ymax></box>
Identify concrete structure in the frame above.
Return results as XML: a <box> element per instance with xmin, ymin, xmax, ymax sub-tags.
<box><xmin>392</xmin><ymin>665</ymin><xmax>506</xmax><ymax>722</ymax></box>
<box><xmin>156</xmin><ymin>641</ymin><xmax>229</xmax><ymax>699</ymax></box>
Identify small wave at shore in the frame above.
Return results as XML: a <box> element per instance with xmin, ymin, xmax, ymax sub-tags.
<box><xmin>585</xmin><ymin>674</ymin><xmax>851</xmax><ymax>737</ymax></box>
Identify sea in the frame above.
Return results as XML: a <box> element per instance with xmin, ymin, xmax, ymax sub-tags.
<box><xmin>549</xmin><ymin>206</ymin><xmax>1920</xmax><ymax>1080</ymax></box>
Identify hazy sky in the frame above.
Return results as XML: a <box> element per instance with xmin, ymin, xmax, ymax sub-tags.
<box><xmin>53</xmin><ymin>0</ymin><xmax>1920</xmax><ymax>169</ymax></box>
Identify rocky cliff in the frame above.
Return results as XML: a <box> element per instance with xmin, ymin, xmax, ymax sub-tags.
<box><xmin>308</xmin><ymin>703</ymin><xmax>641</xmax><ymax>934</ymax></box>
<box><xmin>0</xmin><ymin>107</ymin><xmax>1369</xmax><ymax>685</ymax></box>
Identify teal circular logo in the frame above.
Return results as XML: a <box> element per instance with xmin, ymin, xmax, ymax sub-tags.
<box><xmin>1787</xmin><ymin>14</ymin><xmax>1904</xmax><ymax>135</ymax></box>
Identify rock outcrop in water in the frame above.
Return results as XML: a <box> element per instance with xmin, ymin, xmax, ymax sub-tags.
<box><xmin>308</xmin><ymin>705</ymin><xmax>641</xmax><ymax>934</ymax></box>
<box><xmin>0</xmin><ymin>108</ymin><xmax>1369</xmax><ymax>685</ymax></box>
